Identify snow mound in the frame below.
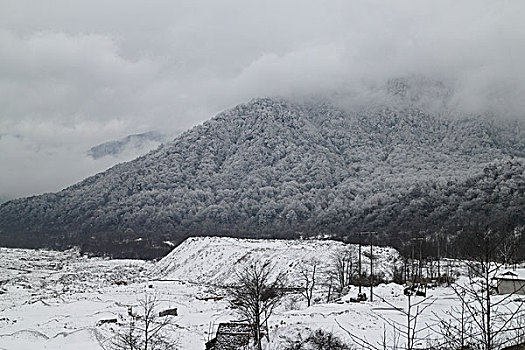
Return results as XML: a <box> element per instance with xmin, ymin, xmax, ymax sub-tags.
<box><xmin>151</xmin><ymin>237</ymin><xmax>401</xmax><ymax>286</ymax></box>
<box><xmin>49</xmin><ymin>328</ymin><xmax>101</xmax><ymax>344</ymax></box>
<box><xmin>0</xmin><ymin>329</ymin><xmax>49</xmax><ymax>342</ymax></box>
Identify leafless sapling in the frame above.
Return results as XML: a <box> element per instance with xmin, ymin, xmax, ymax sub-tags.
<box><xmin>229</xmin><ymin>259</ymin><xmax>287</xmax><ymax>350</ymax></box>
<box><xmin>298</xmin><ymin>258</ymin><xmax>319</xmax><ymax>307</ymax></box>
<box><xmin>106</xmin><ymin>293</ymin><xmax>178</xmax><ymax>350</ymax></box>
<box><xmin>331</xmin><ymin>248</ymin><xmax>355</xmax><ymax>295</ymax></box>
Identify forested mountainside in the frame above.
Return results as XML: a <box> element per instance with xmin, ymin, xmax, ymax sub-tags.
<box><xmin>1</xmin><ymin>97</ymin><xmax>525</xmax><ymax>258</ymax></box>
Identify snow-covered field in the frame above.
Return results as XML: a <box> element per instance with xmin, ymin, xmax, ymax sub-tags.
<box><xmin>1</xmin><ymin>238</ymin><xmax>523</xmax><ymax>349</ymax></box>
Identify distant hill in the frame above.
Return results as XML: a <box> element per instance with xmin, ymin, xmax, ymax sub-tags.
<box><xmin>1</xmin><ymin>87</ymin><xmax>525</xmax><ymax>258</ymax></box>
<box><xmin>87</xmin><ymin>131</ymin><xmax>170</xmax><ymax>159</ymax></box>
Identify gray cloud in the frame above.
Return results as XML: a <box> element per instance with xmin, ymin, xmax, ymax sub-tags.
<box><xmin>1</xmin><ymin>0</ymin><xmax>524</xmax><ymax>198</ymax></box>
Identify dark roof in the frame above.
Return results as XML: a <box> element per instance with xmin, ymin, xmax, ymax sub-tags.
<box><xmin>495</xmin><ymin>270</ymin><xmax>525</xmax><ymax>280</ymax></box>
<box><xmin>217</xmin><ymin>323</ymin><xmax>252</xmax><ymax>334</ymax></box>
<box><xmin>206</xmin><ymin>322</ymin><xmax>252</xmax><ymax>350</ymax></box>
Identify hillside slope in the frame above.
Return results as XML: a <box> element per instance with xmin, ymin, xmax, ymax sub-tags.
<box><xmin>150</xmin><ymin>236</ymin><xmax>400</xmax><ymax>286</ymax></box>
<box><xmin>1</xmin><ymin>93</ymin><xmax>525</xmax><ymax>258</ymax></box>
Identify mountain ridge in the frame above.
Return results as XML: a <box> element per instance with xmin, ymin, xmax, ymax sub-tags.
<box><xmin>1</xmin><ymin>96</ymin><xmax>524</xmax><ymax>258</ymax></box>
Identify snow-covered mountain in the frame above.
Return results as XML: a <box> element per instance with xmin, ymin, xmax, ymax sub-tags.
<box><xmin>87</xmin><ymin>131</ymin><xmax>170</xmax><ymax>159</ymax></box>
<box><xmin>1</xmin><ymin>91</ymin><xmax>525</xmax><ymax>258</ymax></box>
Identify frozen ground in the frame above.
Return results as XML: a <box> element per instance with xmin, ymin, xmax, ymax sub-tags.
<box><xmin>0</xmin><ymin>238</ymin><xmax>523</xmax><ymax>349</ymax></box>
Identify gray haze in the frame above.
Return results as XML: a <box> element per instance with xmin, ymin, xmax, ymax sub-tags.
<box><xmin>1</xmin><ymin>0</ymin><xmax>525</xmax><ymax>199</ymax></box>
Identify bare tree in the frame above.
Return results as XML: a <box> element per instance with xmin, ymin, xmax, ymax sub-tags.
<box><xmin>324</xmin><ymin>272</ymin><xmax>335</xmax><ymax>303</ymax></box>
<box><xmin>229</xmin><ymin>260</ymin><xmax>286</xmax><ymax>350</ymax></box>
<box><xmin>435</xmin><ymin>292</ymin><xmax>478</xmax><ymax>350</ymax></box>
<box><xmin>380</xmin><ymin>324</ymin><xmax>402</xmax><ymax>350</ymax></box>
<box><xmin>332</xmin><ymin>248</ymin><xmax>355</xmax><ymax>294</ymax></box>
<box><xmin>298</xmin><ymin>259</ymin><xmax>319</xmax><ymax>307</ymax></box>
<box><xmin>106</xmin><ymin>293</ymin><xmax>178</xmax><ymax>350</ymax></box>
<box><xmin>404</xmin><ymin>291</ymin><xmax>436</xmax><ymax>350</ymax></box>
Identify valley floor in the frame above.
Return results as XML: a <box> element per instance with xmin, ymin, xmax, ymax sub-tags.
<box><xmin>0</xmin><ymin>242</ymin><xmax>523</xmax><ymax>349</ymax></box>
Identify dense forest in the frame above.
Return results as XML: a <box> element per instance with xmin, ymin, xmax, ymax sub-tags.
<box><xmin>1</xmin><ymin>94</ymin><xmax>524</xmax><ymax>258</ymax></box>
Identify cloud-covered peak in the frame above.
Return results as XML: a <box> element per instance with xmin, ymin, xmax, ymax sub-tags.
<box><xmin>1</xmin><ymin>0</ymin><xmax>524</xmax><ymax>198</ymax></box>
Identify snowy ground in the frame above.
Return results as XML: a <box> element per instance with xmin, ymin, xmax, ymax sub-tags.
<box><xmin>151</xmin><ymin>237</ymin><xmax>402</xmax><ymax>285</ymax></box>
<box><xmin>0</xmin><ymin>239</ymin><xmax>523</xmax><ymax>350</ymax></box>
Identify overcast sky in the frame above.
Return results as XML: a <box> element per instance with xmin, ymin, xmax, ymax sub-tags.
<box><xmin>1</xmin><ymin>0</ymin><xmax>525</xmax><ymax>199</ymax></box>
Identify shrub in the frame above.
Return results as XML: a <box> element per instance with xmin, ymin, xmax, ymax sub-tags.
<box><xmin>283</xmin><ymin>329</ymin><xmax>353</xmax><ymax>350</ymax></box>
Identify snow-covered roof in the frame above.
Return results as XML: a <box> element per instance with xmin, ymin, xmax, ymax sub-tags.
<box><xmin>494</xmin><ymin>269</ymin><xmax>525</xmax><ymax>281</ymax></box>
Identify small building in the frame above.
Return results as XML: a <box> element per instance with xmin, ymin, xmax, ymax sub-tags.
<box><xmin>494</xmin><ymin>270</ymin><xmax>525</xmax><ymax>295</ymax></box>
<box><xmin>205</xmin><ymin>322</ymin><xmax>252</xmax><ymax>350</ymax></box>
<box><xmin>502</xmin><ymin>342</ymin><xmax>525</xmax><ymax>350</ymax></box>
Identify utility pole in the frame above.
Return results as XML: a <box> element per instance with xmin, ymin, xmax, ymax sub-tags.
<box><xmin>411</xmin><ymin>241</ymin><xmax>415</xmax><ymax>282</ymax></box>
<box><xmin>358</xmin><ymin>232</ymin><xmax>362</xmax><ymax>294</ymax></box>
<box><xmin>411</xmin><ymin>237</ymin><xmax>424</xmax><ymax>282</ymax></box>
<box><xmin>360</xmin><ymin>231</ymin><xmax>376</xmax><ymax>301</ymax></box>
<box><xmin>419</xmin><ymin>238</ymin><xmax>423</xmax><ymax>281</ymax></box>
<box><xmin>364</xmin><ymin>231</ymin><xmax>377</xmax><ymax>302</ymax></box>
<box><xmin>370</xmin><ymin>231</ymin><xmax>373</xmax><ymax>302</ymax></box>
<box><xmin>437</xmin><ymin>231</ymin><xmax>441</xmax><ymax>279</ymax></box>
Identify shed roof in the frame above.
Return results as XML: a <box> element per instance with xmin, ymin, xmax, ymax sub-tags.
<box><xmin>495</xmin><ymin>269</ymin><xmax>525</xmax><ymax>281</ymax></box>
<box><xmin>206</xmin><ymin>322</ymin><xmax>252</xmax><ymax>350</ymax></box>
